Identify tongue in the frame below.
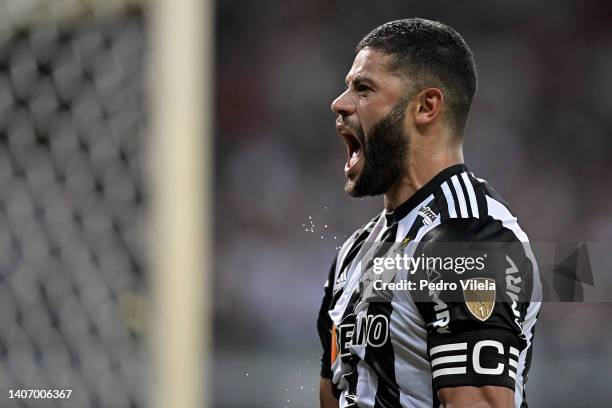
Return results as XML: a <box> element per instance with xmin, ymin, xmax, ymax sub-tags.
<box><xmin>348</xmin><ymin>150</ymin><xmax>360</xmax><ymax>168</ymax></box>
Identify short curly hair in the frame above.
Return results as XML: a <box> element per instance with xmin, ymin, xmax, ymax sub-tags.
<box><xmin>357</xmin><ymin>18</ymin><xmax>478</xmax><ymax>136</ymax></box>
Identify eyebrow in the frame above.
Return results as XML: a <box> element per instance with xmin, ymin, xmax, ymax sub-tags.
<box><xmin>345</xmin><ymin>74</ymin><xmax>376</xmax><ymax>89</ymax></box>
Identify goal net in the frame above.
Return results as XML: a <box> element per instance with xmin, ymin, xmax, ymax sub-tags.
<box><xmin>0</xmin><ymin>1</ymin><xmax>148</xmax><ymax>406</ymax></box>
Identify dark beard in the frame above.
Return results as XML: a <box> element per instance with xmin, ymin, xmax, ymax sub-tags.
<box><xmin>346</xmin><ymin>98</ymin><xmax>409</xmax><ymax>197</ymax></box>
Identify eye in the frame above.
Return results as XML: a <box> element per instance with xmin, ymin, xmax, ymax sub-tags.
<box><xmin>356</xmin><ymin>84</ymin><xmax>372</xmax><ymax>95</ymax></box>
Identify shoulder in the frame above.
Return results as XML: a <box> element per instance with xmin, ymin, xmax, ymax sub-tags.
<box><xmin>425</xmin><ymin>173</ymin><xmax>530</xmax><ymax>244</ymax></box>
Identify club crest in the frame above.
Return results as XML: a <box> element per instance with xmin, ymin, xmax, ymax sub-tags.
<box><xmin>462</xmin><ymin>277</ymin><xmax>496</xmax><ymax>321</ymax></box>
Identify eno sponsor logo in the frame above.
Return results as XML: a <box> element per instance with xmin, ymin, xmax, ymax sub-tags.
<box><xmin>336</xmin><ymin>314</ymin><xmax>389</xmax><ymax>358</ymax></box>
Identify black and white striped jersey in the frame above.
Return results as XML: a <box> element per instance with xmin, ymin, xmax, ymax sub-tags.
<box><xmin>317</xmin><ymin>164</ymin><xmax>541</xmax><ymax>408</ymax></box>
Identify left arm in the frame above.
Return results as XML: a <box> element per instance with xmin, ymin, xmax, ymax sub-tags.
<box><xmin>317</xmin><ymin>257</ymin><xmax>340</xmax><ymax>408</ymax></box>
<box><xmin>438</xmin><ymin>385</ymin><xmax>514</xmax><ymax>408</ymax></box>
<box><xmin>412</xmin><ymin>218</ymin><xmax>537</xmax><ymax>408</ymax></box>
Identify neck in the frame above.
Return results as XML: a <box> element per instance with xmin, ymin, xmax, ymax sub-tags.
<box><xmin>384</xmin><ymin>146</ymin><xmax>464</xmax><ymax>211</ymax></box>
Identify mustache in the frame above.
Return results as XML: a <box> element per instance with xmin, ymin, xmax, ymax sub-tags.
<box><xmin>335</xmin><ymin>117</ymin><xmax>363</xmax><ymax>138</ymax></box>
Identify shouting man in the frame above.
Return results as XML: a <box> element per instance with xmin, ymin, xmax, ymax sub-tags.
<box><xmin>318</xmin><ymin>18</ymin><xmax>541</xmax><ymax>408</ymax></box>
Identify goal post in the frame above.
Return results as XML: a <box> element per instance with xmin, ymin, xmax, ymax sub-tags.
<box><xmin>149</xmin><ymin>0</ymin><xmax>213</xmax><ymax>407</ymax></box>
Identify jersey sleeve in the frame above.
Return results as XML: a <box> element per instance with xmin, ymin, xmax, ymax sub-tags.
<box><xmin>412</xmin><ymin>218</ymin><xmax>536</xmax><ymax>392</ymax></box>
<box><xmin>317</xmin><ymin>256</ymin><xmax>337</xmax><ymax>379</ymax></box>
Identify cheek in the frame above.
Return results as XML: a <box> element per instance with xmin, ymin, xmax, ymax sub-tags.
<box><xmin>355</xmin><ymin>108</ymin><xmax>375</xmax><ymax>136</ymax></box>
<box><xmin>356</xmin><ymin>99</ymin><xmax>390</xmax><ymax>136</ymax></box>
<box><xmin>357</xmin><ymin>115</ymin><xmax>379</xmax><ymax>141</ymax></box>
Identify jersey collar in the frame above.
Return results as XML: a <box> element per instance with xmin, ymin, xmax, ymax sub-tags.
<box><xmin>384</xmin><ymin>163</ymin><xmax>469</xmax><ymax>226</ymax></box>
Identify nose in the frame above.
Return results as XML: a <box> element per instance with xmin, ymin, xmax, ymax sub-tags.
<box><xmin>331</xmin><ymin>90</ymin><xmax>355</xmax><ymax>117</ymax></box>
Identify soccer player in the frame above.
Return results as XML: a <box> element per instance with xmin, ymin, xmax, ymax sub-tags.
<box><xmin>317</xmin><ymin>18</ymin><xmax>541</xmax><ymax>408</ymax></box>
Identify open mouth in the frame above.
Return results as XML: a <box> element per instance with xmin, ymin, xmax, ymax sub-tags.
<box><xmin>337</xmin><ymin>125</ymin><xmax>363</xmax><ymax>176</ymax></box>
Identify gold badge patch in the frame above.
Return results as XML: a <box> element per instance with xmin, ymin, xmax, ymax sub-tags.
<box><xmin>462</xmin><ymin>278</ymin><xmax>496</xmax><ymax>321</ymax></box>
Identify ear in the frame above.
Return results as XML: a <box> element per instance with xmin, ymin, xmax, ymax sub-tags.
<box><xmin>414</xmin><ymin>88</ymin><xmax>444</xmax><ymax>126</ymax></box>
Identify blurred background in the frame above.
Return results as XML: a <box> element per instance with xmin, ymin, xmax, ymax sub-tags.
<box><xmin>0</xmin><ymin>0</ymin><xmax>610</xmax><ymax>407</ymax></box>
<box><xmin>0</xmin><ymin>1</ymin><xmax>148</xmax><ymax>407</ymax></box>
